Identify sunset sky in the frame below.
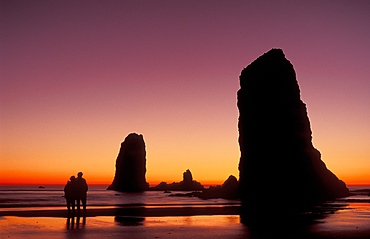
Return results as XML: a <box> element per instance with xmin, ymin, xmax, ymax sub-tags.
<box><xmin>1</xmin><ymin>0</ymin><xmax>369</xmax><ymax>185</ymax></box>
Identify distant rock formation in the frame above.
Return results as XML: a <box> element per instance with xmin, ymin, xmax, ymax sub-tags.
<box><xmin>151</xmin><ymin>169</ymin><xmax>204</xmax><ymax>191</ymax></box>
<box><xmin>237</xmin><ymin>49</ymin><xmax>349</xmax><ymax>205</ymax></box>
<box><xmin>168</xmin><ymin>175</ymin><xmax>239</xmax><ymax>199</ymax></box>
<box><xmin>107</xmin><ymin>133</ymin><xmax>149</xmax><ymax>192</ymax></box>
<box><xmin>183</xmin><ymin>169</ymin><xmax>193</xmax><ymax>184</ymax></box>
<box><xmin>198</xmin><ymin>175</ymin><xmax>239</xmax><ymax>199</ymax></box>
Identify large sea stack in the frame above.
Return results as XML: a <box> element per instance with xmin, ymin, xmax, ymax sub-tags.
<box><xmin>237</xmin><ymin>49</ymin><xmax>349</xmax><ymax>205</ymax></box>
<box><xmin>107</xmin><ymin>133</ymin><xmax>149</xmax><ymax>192</ymax></box>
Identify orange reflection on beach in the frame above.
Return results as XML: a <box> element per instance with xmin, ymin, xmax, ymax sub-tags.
<box><xmin>144</xmin><ymin>215</ymin><xmax>240</xmax><ymax>227</ymax></box>
<box><xmin>0</xmin><ymin>216</ymin><xmax>66</xmax><ymax>236</ymax></box>
<box><xmin>310</xmin><ymin>203</ymin><xmax>370</xmax><ymax>236</ymax></box>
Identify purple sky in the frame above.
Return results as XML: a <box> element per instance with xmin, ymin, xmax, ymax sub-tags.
<box><xmin>1</xmin><ymin>0</ymin><xmax>369</xmax><ymax>184</ymax></box>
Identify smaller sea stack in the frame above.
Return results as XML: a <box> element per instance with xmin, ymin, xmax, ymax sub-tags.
<box><xmin>107</xmin><ymin>133</ymin><xmax>149</xmax><ymax>192</ymax></box>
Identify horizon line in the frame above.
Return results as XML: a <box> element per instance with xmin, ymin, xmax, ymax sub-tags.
<box><xmin>1</xmin><ymin>183</ymin><xmax>370</xmax><ymax>187</ymax></box>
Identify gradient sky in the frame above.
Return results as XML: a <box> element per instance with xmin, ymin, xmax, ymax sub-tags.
<box><xmin>1</xmin><ymin>0</ymin><xmax>369</xmax><ymax>185</ymax></box>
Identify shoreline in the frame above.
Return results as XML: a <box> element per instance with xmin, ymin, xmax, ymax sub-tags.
<box><xmin>0</xmin><ymin>205</ymin><xmax>241</xmax><ymax>218</ymax></box>
<box><xmin>0</xmin><ymin>202</ymin><xmax>240</xmax><ymax>208</ymax></box>
<box><xmin>0</xmin><ymin>202</ymin><xmax>357</xmax><ymax>218</ymax></box>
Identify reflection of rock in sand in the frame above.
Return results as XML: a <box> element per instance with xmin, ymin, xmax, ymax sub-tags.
<box><xmin>115</xmin><ymin>216</ymin><xmax>144</xmax><ymax>226</ymax></box>
<box><xmin>237</xmin><ymin>49</ymin><xmax>349</xmax><ymax>206</ymax></box>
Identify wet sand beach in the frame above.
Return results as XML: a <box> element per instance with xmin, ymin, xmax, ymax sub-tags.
<box><xmin>1</xmin><ymin>203</ymin><xmax>370</xmax><ymax>239</ymax></box>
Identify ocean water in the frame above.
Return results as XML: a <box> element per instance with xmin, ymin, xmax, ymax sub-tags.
<box><xmin>1</xmin><ymin>185</ymin><xmax>370</xmax><ymax>239</ymax></box>
<box><xmin>0</xmin><ymin>185</ymin><xmax>368</xmax><ymax>210</ymax></box>
<box><xmin>0</xmin><ymin>185</ymin><xmax>240</xmax><ymax>209</ymax></box>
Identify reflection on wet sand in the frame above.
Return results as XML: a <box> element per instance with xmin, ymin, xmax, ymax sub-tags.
<box><xmin>240</xmin><ymin>202</ymin><xmax>349</xmax><ymax>226</ymax></box>
<box><xmin>1</xmin><ymin>205</ymin><xmax>370</xmax><ymax>239</ymax></box>
<box><xmin>66</xmin><ymin>215</ymin><xmax>86</xmax><ymax>229</ymax></box>
<box><xmin>115</xmin><ymin>216</ymin><xmax>145</xmax><ymax>226</ymax></box>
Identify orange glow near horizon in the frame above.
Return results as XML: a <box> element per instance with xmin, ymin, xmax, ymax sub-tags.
<box><xmin>0</xmin><ymin>167</ymin><xmax>231</xmax><ymax>186</ymax></box>
<box><xmin>1</xmin><ymin>171</ymin><xmax>370</xmax><ymax>186</ymax></box>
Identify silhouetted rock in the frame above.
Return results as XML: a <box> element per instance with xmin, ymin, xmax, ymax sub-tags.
<box><xmin>237</xmin><ymin>49</ymin><xmax>349</xmax><ymax>206</ymax></box>
<box><xmin>183</xmin><ymin>169</ymin><xmax>193</xmax><ymax>183</ymax></box>
<box><xmin>152</xmin><ymin>182</ymin><xmax>168</xmax><ymax>191</ymax></box>
<box><xmin>151</xmin><ymin>169</ymin><xmax>204</xmax><ymax>191</ymax></box>
<box><xmin>167</xmin><ymin>175</ymin><xmax>239</xmax><ymax>199</ymax></box>
<box><xmin>107</xmin><ymin>133</ymin><xmax>149</xmax><ymax>192</ymax></box>
<box><xmin>199</xmin><ymin>175</ymin><xmax>239</xmax><ymax>199</ymax></box>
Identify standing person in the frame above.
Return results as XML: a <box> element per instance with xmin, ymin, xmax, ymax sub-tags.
<box><xmin>75</xmin><ymin>172</ymin><xmax>88</xmax><ymax>211</ymax></box>
<box><xmin>64</xmin><ymin>176</ymin><xmax>76</xmax><ymax>212</ymax></box>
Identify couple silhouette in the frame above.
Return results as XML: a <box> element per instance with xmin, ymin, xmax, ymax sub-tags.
<box><xmin>64</xmin><ymin>172</ymin><xmax>88</xmax><ymax>212</ymax></box>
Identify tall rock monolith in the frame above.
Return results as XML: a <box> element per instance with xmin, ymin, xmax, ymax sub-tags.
<box><xmin>237</xmin><ymin>49</ymin><xmax>349</xmax><ymax>206</ymax></box>
<box><xmin>107</xmin><ymin>133</ymin><xmax>149</xmax><ymax>192</ymax></box>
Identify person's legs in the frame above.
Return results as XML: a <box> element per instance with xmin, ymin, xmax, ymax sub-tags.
<box><xmin>71</xmin><ymin>198</ymin><xmax>75</xmax><ymax>212</ymax></box>
<box><xmin>66</xmin><ymin>199</ymin><xmax>71</xmax><ymax>211</ymax></box>
<box><xmin>82</xmin><ymin>195</ymin><xmax>87</xmax><ymax>210</ymax></box>
<box><xmin>77</xmin><ymin>198</ymin><xmax>81</xmax><ymax>211</ymax></box>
